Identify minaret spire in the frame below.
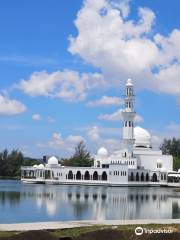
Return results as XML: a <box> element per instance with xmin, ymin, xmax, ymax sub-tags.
<box><xmin>122</xmin><ymin>79</ymin><xmax>136</xmax><ymax>143</ymax></box>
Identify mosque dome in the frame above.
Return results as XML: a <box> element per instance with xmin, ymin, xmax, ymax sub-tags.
<box><xmin>178</xmin><ymin>169</ymin><xmax>180</xmax><ymax>173</ymax></box>
<box><xmin>33</xmin><ymin>164</ymin><xmax>38</xmax><ymax>168</ymax></box>
<box><xmin>97</xmin><ymin>147</ymin><xmax>108</xmax><ymax>157</ymax></box>
<box><xmin>38</xmin><ymin>164</ymin><xmax>44</xmax><ymax>169</ymax></box>
<box><xmin>48</xmin><ymin>156</ymin><xmax>59</xmax><ymax>165</ymax></box>
<box><xmin>134</xmin><ymin>126</ymin><xmax>151</xmax><ymax>148</ymax></box>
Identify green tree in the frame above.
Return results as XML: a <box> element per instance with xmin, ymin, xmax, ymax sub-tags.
<box><xmin>160</xmin><ymin>138</ymin><xmax>180</xmax><ymax>171</ymax></box>
<box><xmin>61</xmin><ymin>141</ymin><xmax>94</xmax><ymax>167</ymax></box>
<box><xmin>0</xmin><ymin>149</ymin><xmax>41</xmax><ymax>178</ymax></box>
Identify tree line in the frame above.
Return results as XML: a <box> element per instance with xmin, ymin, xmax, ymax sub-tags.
<box><xmin>0</xmin><ymin>138</ymin><xmax>180</xmax><ymax>178</ymax></box>
<box><xmin>160</xmin><ymin>137</ymin><xmax>180</xmax><ymax>171</ymax></box>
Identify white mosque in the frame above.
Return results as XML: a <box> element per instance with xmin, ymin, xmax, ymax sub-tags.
<box><xmin>21</xmin><ymin>79</ymin><xmax>178</xmax><ymax>186</ymax></box>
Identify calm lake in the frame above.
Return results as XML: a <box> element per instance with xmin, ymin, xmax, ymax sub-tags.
<box><xmin>0</xmin><ymin>180</ymin><xmax>180</xmax><ymax>223</ymax></box>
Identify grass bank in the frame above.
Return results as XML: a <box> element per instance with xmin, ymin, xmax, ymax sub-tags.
<box><xmin>0</xmin><ymin>224</ymin><xmax>180</xmax><ymax>240</ymax></box>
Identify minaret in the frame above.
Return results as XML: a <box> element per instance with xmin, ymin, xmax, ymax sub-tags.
<box><xmin>122</xmin><ymin>79</ymin><xmax>136</xmax><ymax>148</ymax></box>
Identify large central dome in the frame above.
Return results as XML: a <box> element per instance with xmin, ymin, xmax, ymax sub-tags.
<box><xmin>134</xmin><ymin>126</ymin><xmax>151</xmax><ymax>148</ymax></box>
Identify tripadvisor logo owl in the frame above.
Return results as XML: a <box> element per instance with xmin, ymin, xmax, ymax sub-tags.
<box><xmin>135</xmin><ymin>226</ymin><xmax>173</xmax><ymax>235</ymax></box>
<box><xmin>135</xmin><ymin>227</ymin><xmax>143</xmax><ymax>235</ymax></box>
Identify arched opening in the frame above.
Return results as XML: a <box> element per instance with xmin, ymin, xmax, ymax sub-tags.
<box><xmin>93</xmin><ymin>171</ymin><xmax>98</xmax><ymax>180</ymax></box>
<box><xmin>76</xmin><ymin>171</ymin><xmax>81</xmax><ymax>180</ymax></box>
<box><xmin>84</xmin><ymin>171</ymin><xmax>90</xmax><ymax>180</ymax></box>
<box><xmin>146</xmin><ymin>173</ymin><xmax>149</xmax><ymax>182</ymax></box>
<box><xmin>130</xmin><ymin>172</ymin><xmax>134</xmax><ymax>181</ymax></box>
<box><xmin>45</xmin><ymin>170</ymin><xmax>51</xmax><ymax>179</ymax></box>
<box><xmin>68</xmin><ymin>170</ymin><xmax>73</xmax><ymax>180</ymax></box>
<box><xmin>136</xmin><ymin>172</ymin><xmax>139</xmax><ymax>181</ymax></box>
<box><xmin>152</xmin><ymin>173</ymin><xmax>158</xmax><ymax>182</ymax></box>
<box><xmin>102</xmin><ymin>171</ymin><xmax>107</xmax><ymax>181</ymax></box>
<box><xmin>141</xmin><ymin>173</ymin><xmax>144</xmax><ymax>181</ymax></box>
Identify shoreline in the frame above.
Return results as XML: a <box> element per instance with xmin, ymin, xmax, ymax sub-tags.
<box><xmin>1</xmin><ymin>219</ymin><xmax>180</xmax><ymax>231</ymax></box>
<box><xmin>0</xmin><ymin>177</ymin><xmax>20</xmax><ymax>180</ymax></box>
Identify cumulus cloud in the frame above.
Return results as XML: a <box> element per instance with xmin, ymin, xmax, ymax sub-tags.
<box><xmin>32</xmin><ymin>114</ymin><xmax>41</xmax><ymax>121</ymax></box>
<box><xmin>87</xmin><ymin>125</ymin><xmax>121</xmax><ymax>152</ymax></box>
<box><xmin>17</xmin><ymin>70</ymin><xmax>105</xmax><ymax>102</ymax></box>
<box><xmin>87</xmin><ymin>126</ymin><xmax>101</xmax><ymax>141</ymax></box>
<box><xmin>98</xmin><ymin>108</ymin><xmax>143</xmax><ymax>122</ymax></box>
<box><xmin>87</xmin><ymin>96</ymin><xmax>122</xmax><ymax>107</ymax></box>
<box><xmin>0</xmin><ymin>95</ymin><xmax>26</xmax><ymax>115</ymax></box>
<box><xmin>38</xmin><ymin>132</ymin><xmax>85</xmax><ymax>151</ymax></box>
<box><xmin>69</xmin><ymin>0</ymin><xmax>180</xmax><ymax>95</ymax></box>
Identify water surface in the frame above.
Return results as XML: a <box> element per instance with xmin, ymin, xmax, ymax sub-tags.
<box><xmin>0</xmin><ymin>180</ymin><xmax>180</xmax><ymax>223</ymax></box>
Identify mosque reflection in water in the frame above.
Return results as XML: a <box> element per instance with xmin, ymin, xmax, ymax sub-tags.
<box><xmin>0</xmin><ymin>181</ymin><xmax>180</xmax><ymax>222</ymax></box>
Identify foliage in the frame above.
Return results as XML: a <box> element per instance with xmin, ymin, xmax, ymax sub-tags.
<box><xmin>160</xmin><ymin>138</ymin><xmax>180</xmax><ymax>171</ymax></box>
<box><xmin>0</xmin><ymin>149</ymin><xmax>40</xmax><ymax>177</ymax></box>
<box><xmin>61</xmin><ymin>141</ymin><xmax>94</xmax><ymax>167</ymax></box>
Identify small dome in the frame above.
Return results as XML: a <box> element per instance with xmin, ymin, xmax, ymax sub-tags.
<box><xmin>97</xmin><ymin>147</ymin><xmax>108</xmax><ymax>157</ymax></box>
<box><xmin>38</xmin><ymin>164</ymin><xmax>44</xmax><ymax>169</ymax></box>
<box><xmin>126</xmin><ymin>78</ymin><xmax>133</xmax><ymax>86</ymax></box>
<box><xmin>178</xmin><ymin>169</ymin><xmax>180</xmax><ymax>173</ymax></box>
<box><xmin>33</xmin><ymin>164</ymin><xmax>38</xmax><ymax>168</ymax></box>
<box><xmin>48</xmin><ymin>156</ymin><xmax>58</xmax><ymax>165</ymax></box>
<box><xmin>134</xmin><ymin>126</ymin><xmax>151</xmax><ymax>148</ymax></box>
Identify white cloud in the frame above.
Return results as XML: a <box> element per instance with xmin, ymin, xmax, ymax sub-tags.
<box><xmin>155</xmin><ymin>64</ymin><xmax>180</xmax><ymax>94</ymax></box>
<box><xmin>87</xmin><ymin>125</ymin><xmax>120</xmax><ymax>152</ymax></box>
<box><xmin>38</xmin><ymin>132</ymin><xmax>85</xmax><ymax>151</ymax></box>
<box><xmin>98</xmin><ymin>108</ymin><xmax>143</xmax><ymax>122</ymax></box>
<box><xmin>87</xmin><ymin>126</ymin><xmax>101</xmax><ymax>141</ymax></box>
<box><xmin>32</xmin><ymin>114</ymin><xmax>41</xmax><ymax>121</ymax></box>
<box><xmin>87</xmin><ymin>96</ymin><xmax>122</xmax><ymax>107</ymax></box>
<box><xmin>0</xmin><ymin>95</ymin><xmax>26</xmax><ymax>115</ymax></box>
<box><xmin>17</xmin><ymin>70</ymin><xmax>105</xmax><ymax>102</ymax></box>
<box><xmin>68</xmin><ymin>0</ymin><xmax>180</xmax><ymax>95</ymax></box>
<box><xmin>66</xmin><ymin>135</ymin><xmax>84</xmax><ymax>143</ymax></box>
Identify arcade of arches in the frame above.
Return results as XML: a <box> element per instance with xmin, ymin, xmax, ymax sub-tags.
<box><xmin>66</xmin><ymin>170</ymin><xmax>108</xmax><ymax>181</ymax></box>
<box><xmin>129</xmin><ymin>172</ymin><xmax>158</xmax><ymax>182</ymax></box>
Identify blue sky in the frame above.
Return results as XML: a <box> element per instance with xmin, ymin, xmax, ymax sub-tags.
<box><xmin>0</xmin><ymin>0</ymin><xmax>179</xmax><ymax>158</ymax></box>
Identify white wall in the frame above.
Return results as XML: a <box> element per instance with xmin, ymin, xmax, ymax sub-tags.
<box><xmin>135</xmin><ymin>154</ymin><xmax>173</xmax><ymax>172</ymax></box>
<box><xmin>109</xmin><ymin>164</ymin><xmax>128</xmax><ymax>183</ymax></box>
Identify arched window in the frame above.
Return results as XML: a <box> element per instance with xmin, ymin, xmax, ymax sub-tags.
<box><xmin>68</xmin><ymin>170</ymin><xmax>73</xmax><ymax>180</ymax></box>
<box><xmin>102</xmin><ymin>171</ymin><xmax>107</xmax><ymax>181</ymax></box>
<box><xmin>152</xmin><ymin>173</ymin><xmax>158</xmax><ymax>182</ymax></box>
<box><xmin>76</xmin><ymin>171</ymin><xmax>81</xmax><ymax>180</ymax></box>
<box><xmin>93</xmin><ymin>171</ymin><xmax>98</xmax><ymax>180</ymax></box>
<box><xmin>146</xmin><ymin>173</ymin><xmax>149</xmax><ymax>181</ymax></box>
<box><xmin>136</xmin><ymin>172</ymin><xmax>139</xmax><ymax>181</ymax></box>
<box><xmin>141</xmin><ymin>173</ymin><xmax>144</xmax><ymax>181</ymax></box>
<box><xmin>130</xmin><ymin>172</ymin><xmax>134</xmax><ymax>181</ymax></box>
<box><xmin>84</xmin><ymin>171</ymin><xmax>90</xmax><ymax>180</ymax></box>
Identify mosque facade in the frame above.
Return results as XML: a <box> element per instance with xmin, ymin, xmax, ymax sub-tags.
<box><xmin>21</xmin><ymin>79</ymin><xmax>177</xmax><ymax>186</ymax></box>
